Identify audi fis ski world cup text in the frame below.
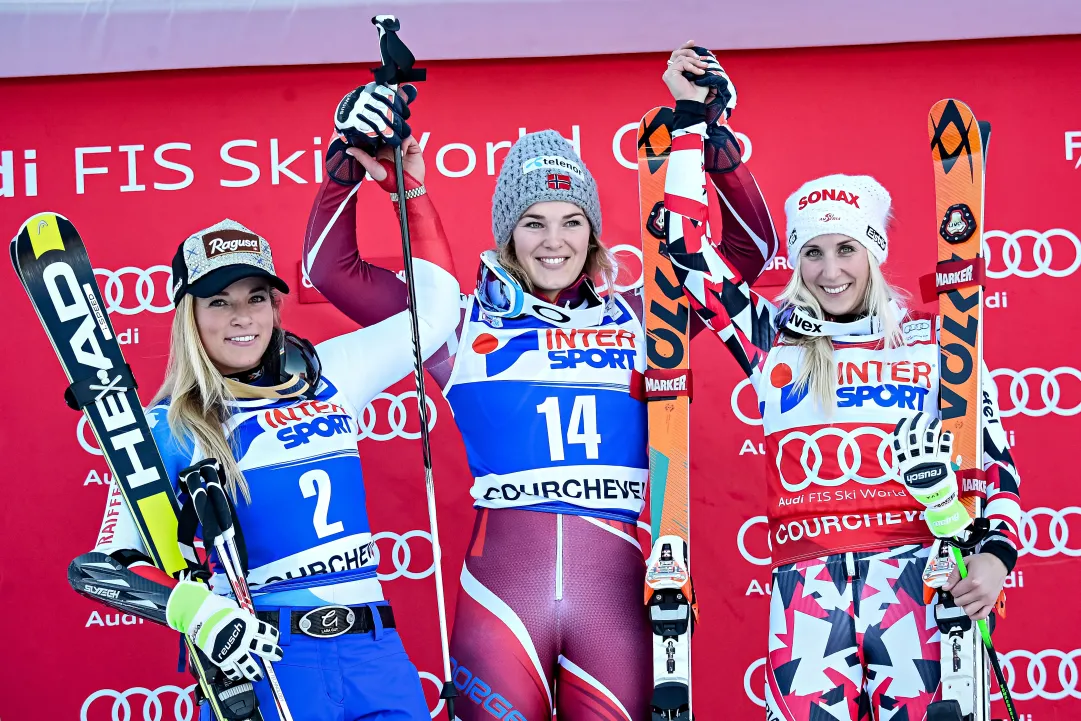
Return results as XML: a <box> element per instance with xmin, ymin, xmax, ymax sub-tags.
<box><xmin>1</xmin><ymin>124</ymin><xmax>754</xmax><ymax>197</ymax></box>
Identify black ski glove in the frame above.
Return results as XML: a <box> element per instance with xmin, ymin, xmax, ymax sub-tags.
<box><xmin>334</xmin><ymin>81</ymin><xmax>417</xmax><ymax>154</ymax></box>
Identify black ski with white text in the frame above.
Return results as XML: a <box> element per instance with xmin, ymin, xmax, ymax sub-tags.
<box><xmin>10</xmin><ymin>213</ymin><xmax>262</xmax><ymax>721</ymax></box>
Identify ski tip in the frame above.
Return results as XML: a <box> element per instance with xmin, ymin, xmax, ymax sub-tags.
<box><xmin>14</xmin><ymin>212</ymin><xmax>72</xmax><ymax>261</ymax></box>
<box><xmin>17</xmin><ymin>211</ymin><xmax>68</xmax><ymax>235</ymax></box>
<box><xmin>638</xmin><ymin>106</ymin><xmax>676</xmax><ymax>160</ymax></box>
<box><xmin>928</xmin><ymin>98</ymin><xmax>977</xmax><ymax>124</ymax></box>
<box><xmin>639</xmin><ymin>106</ymin><xmax>675</xmax><ymax>130</ymax></box>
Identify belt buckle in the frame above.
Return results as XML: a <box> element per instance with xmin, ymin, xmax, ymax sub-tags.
<box><xmin>298</xmin><ymin>605</ymin><xmax>356</xmax><ymax>638</ymax></box>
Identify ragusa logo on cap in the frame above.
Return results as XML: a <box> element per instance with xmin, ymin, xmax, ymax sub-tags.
<box><xmin>522</xmin><ymin>156</ymin><xmax>584</xmax><ymax>180</ymax></box>
<box><xmin>202</xmin><ymin>229</ymin><xmax>263</xmax><ymax>258</ymax></box>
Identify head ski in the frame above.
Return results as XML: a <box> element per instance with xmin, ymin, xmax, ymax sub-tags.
<box><xmin>10</xmin><ymin>213</ymin><xmax>262</xmax><ymax>721</ymax></box>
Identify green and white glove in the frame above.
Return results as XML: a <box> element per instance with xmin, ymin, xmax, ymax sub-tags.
<box><xmin>166</xmin><ymin>580</ymin><xmax>282</xmax><ymax>681</ymax></box>
<box><xmin>892</xmin><ymin>413</ymin><xmax>973</xmax><ymax>538</ymax></box>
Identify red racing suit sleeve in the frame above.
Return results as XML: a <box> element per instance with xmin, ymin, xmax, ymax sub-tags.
<box><xmin>704</xmin><ymin>134</ymin><xmax>781</xmax><ymax>287</ymax></box>
<box><xmin>978</xmin><ymin>364</ymin><xmax>1022</xmax><ymax>572</ymax></box>
<box><xmin>302</xmin><ymin>156</ymin><xmax>464</xmax><ymax>388</ymax></box>
<box><xmin>663</xmin><ymin>103</ymin><xmax>780</xmax><ymax>379</ymax></box>
<box><xmin>622</xmin><ymin>109</ymin><xmax>780</xmax><ymax>334</ymax></box>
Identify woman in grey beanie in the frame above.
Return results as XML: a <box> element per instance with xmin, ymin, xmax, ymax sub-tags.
<box><xmin>308</xmin><ymin>43</ymin><xmax>780</xmax><ymax>720</ymax></box>
<box><xmin>485</xmin><ymin>128</ymin><xmax>614</xmax><ymax>301</ymax></box>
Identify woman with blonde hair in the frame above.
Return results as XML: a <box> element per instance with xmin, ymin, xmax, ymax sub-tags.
<box><xmin>661</xmin><ymin>53</ymin><xmax>1022</xmax><ymax>721</ymax></box>
<box><xmin>308</xmin><ymin>46</ymin><xmax>778</xmax><ymax>720</ymax></box>
<box><xmin>72</xmin><ymin>217</ymin><xmax>460</xmax><ymax>721</ymax></box>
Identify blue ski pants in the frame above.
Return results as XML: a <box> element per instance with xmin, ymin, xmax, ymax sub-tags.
<box><xmin>199</xmin><ymin>603</ymin><xmax>430</xmax><ymax>721</ymax></box>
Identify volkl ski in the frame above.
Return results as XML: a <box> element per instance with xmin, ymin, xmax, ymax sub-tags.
<box><xmin>923</xmin><ymin>100</ymin><xmax>1017</xmax><ymax>721</ymax></box>
<box><xmin>638</xmin><ymin>106</ymin><xmax>697</xmax><ymax>721</ymax></box>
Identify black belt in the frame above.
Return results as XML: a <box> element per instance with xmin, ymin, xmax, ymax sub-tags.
<box><xmin>256</xmin><ymin>604</ymin><xmax>395</xmax><ymax>639</ymax></box>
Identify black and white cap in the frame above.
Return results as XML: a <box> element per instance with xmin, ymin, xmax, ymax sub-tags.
<box><xmin>171</xmin><ymin>219</ymin><xmax>289</xmax><ymax>305</ymax></box>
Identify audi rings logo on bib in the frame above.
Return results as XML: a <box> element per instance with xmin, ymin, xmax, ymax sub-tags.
<box><xmin>775</xmin><ymin>426</ymin><xmax>898</xmax><ymax>492</ymax></box>
<box><xmin>81</xmin><ymin>684</ymin><xmax>197</xmax><ymax>721</ymax></box>
<box><xmin>358</xmin><ymin>392</ymin><xmax>438</xmax><ymax>441</ymax></box>
<box><xmin>991</xmin><ymin>367</ymin><xmax>1081</xmax><ymax>417</ymax></box>
<box><xmin>995</xmin><ymin>648</ymin><xmax>1081</xmax><ymax>701</ymax></box>
<box><xmin>983</xmin><ymin>229</ymin><xmax>1081</xmax><ymax>279</ymax></box>
<box><xmin>1019</xmin><ymin>506</ymin><xmax>1081</xmax><ymax>558</ymax></box>
<box><xmin>372</xmin><ymin>529</ymin><xmax>435</xmax><ymax>581</ymax></box>
<box><xmin>93</xmin><ymin>266</ymin><xmax>174</xmax><ymax>315</ymax></box>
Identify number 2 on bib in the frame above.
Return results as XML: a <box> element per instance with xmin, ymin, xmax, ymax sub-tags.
<box><xmin>536</xmin><ymin>395</ymin><xmax>602</xmax><ymax>461</ymax></box>
<box><xmin>299</xmin><ymin>469</ymin><xmax>344</xmax><ymax>538</ymax></box>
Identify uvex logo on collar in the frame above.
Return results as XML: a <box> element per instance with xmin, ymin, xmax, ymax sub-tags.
<box><xmin>782</xmin><ymin>307</ymin><xmax>879</xmax><ymax>338</ymax></box>
<box><xmin>202</xmin><ymin>229</ymin><xmax>262</xmax><ymax>258</ymax></box>
<box><xmin>787</xmin><ymin>311</ymin><xmax>822</xmax><ymax>334</ymax></box>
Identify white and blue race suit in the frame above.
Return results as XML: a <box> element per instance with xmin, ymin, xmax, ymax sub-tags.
<box><xmin>93</xmin><ymin>258</ymin><xmax>460</xmax><ymax>721</ymax></box>
<box><xmin>444</xmin><ymin>293</ymin><xmax>648</xmax><ymax>524</ymax></box>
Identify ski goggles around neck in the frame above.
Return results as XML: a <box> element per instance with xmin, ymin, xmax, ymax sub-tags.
<box><xmin>475</xmin><ymin>250</ymin><xmax>526</xmax><ymax>318</ymax></box>
<box><xmin>474</xmin><ymin>250</ymin><xmax>611</xmax><ymax>328</ymax></box>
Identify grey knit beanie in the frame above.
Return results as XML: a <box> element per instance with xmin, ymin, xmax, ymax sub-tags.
<box><xmin>491</xmin><ymin>130</ymin><xmax>602</xmax><ymax>247</ymax></box>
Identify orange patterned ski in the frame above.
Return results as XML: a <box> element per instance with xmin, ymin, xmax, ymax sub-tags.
<box><xmin>929</xmin><ymin>99</ymin><xmax>986</xmax><ymax>519</ymax></box>
<box><xmin>639</xmin><ymin>106</ymin><xmax>694</xmax><ymax>721</ymax></box>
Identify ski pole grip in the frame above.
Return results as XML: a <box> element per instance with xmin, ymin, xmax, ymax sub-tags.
<box><xmin>371</xmin><ymin>15</ymin><xmax>426</xmax><ymax>86</ymax></box>
<box><xmin>200</xmin><ymin>464</ymin><xmax>236</xmax><ymax>541</ymax></box>
<box><xmin>180</xmin><ymin>463</ymin><xmax>221</xmax><ymax>545</ymax></box>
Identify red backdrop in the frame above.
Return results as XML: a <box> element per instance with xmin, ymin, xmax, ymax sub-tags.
<box><xmin>2</xmin><ymin>34</ymin><xmax>1080</xmax><ymax>721</ymax></box>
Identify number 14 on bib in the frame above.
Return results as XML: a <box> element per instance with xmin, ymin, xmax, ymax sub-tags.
<box><xmin>638</xmin><ymin>106</ymin><xmax>697</xmax><ymax>721</ymax></box>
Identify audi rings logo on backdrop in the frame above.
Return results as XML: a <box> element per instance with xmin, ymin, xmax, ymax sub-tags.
<box><xmin>419</xmin><ymin>671</ymin><xmax>446</xmax><ymax>718</ymax></box>
<box><xmin>983</xmin><ymin>229</ymin><xmax>1081</xmax><ymax>279</ymax></box>
<box><xmin>744</xmin><ymin>657</ymin><xmax>767</xmax><ymax>707</ymax></box>
<box><xmin>732</xmin><ymin>377</ymin><xmax>762</xmax><ymax>426</ymax></box>
<box><xmin>1019</xmin><ymin>507</ymin><xmax>1081</xmax><ymax>558</ymax></box>
<box><xmin>93</xmin><ymin>266</ymin><xmax>175</xmax><ymax>315</ymax></box>
<box><xmin>776</xmin><ymin>427</ymin><xmax>897</xmax><ymax>492</ymax></box>
<box><xmin>994</xmin><ymin>648</ymin><xmax>1081</xmax><ymax>701</ymax></box>
<box><xmin>737</xmin><ymin>515</ymin><xmax>772</xmax><ymax>566</ymax></box>
<box><xmin>81</xmin><ymin>684</ymin><xmax>197</xmax><ymax>721</ymax></box>
<box><xmin>991</xmin><ymin>367</ymin><xmax>1081</xmax><ymax>417</ymax></box>
<box><xmin>594</xmin><ymin>243</ymin><xmax>644</xmax><ymax>294</ymax></box>
<box><xmin>358</xmin><ymin>392</ymin><xmax>438</xmax><ymax>441</ymax></box>
<box><xmin>372</xmin><ymin>530</ymin><xmax>435</xmax><ymax>581</ymax></box>
<box><xmin>78</xmin><ymin>415</ymin><xmax>104</xmax><ymax>456</ymax></box>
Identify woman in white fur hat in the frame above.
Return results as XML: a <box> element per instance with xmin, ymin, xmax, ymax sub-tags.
<box><xmin>661</xmin><ymin>54</ymin><xmax>1022</xmax><ymax>721</ymax></box>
